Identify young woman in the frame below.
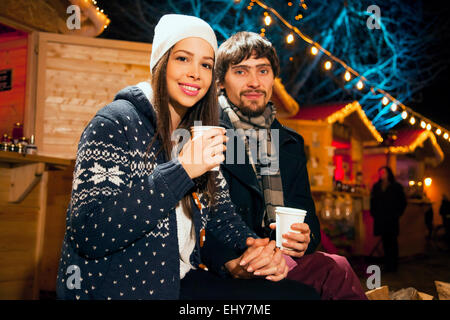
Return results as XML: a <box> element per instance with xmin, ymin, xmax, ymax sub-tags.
<box><xmin>56</xmin><ymin>14</ymin><xmax>319</xmax><ymax>300</ymax></box>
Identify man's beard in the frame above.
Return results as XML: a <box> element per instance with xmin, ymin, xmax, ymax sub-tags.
<box><xmin>238</xmin><ymin>91</ymin><xmax>267</xmax><ymax>117</ymax></box>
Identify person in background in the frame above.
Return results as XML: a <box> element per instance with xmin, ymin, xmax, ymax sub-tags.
<box><xmin>201</xmin><ymin>31</ymin><xmax>368</xmax><ymax>300</ymax></box>
<box><xmin>370</xmin><ymin>166</ymin><xmax>407</xmax><ymax>273</ymax></box>
<box><xmin>56</xmin><ymin>14</ymin><xmax>319</xmax><ymax>300</ymax></box>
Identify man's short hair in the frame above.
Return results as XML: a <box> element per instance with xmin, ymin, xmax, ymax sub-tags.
<box><xmin>216</xmin><ymin>31</ymin><xmax>280</xmax><ymax>84</ymax></box>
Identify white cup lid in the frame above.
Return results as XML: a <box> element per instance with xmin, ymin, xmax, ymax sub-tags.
<box><xmin>190</xmin><ymin>126</ymin><xmax>222</xmax><ymax>131</ymax></box>
<box><xmin>275</xmin><ymin>206</ymin><xmax>307</xmax><ymax>216</ymax></box>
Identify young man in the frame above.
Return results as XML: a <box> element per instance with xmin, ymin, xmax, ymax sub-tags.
<box><xmin>201</xmin><ymin>31</ymin><xmax>367</xmax><ymax>300</ymax></box>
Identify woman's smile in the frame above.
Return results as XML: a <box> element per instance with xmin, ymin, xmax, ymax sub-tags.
<box><xmin>179</xmin><ymin>83</ymin><xmax>201</xmax><ymax>96</ymax></box>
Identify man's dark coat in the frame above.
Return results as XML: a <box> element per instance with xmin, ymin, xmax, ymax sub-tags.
<box><xmin>201</xmin><ymin>107</ymin><xmax>321</xmax><ymax>275</ymax></box>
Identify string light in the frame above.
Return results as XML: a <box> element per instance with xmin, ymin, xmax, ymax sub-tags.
<box><xmin>420</xmin><ymin>121</ymin><xmax>426</xmax><ymax>129</ymax></box>
<box><xmin>390</xmin><ymin>103</ymin><xmax>398</xmax><ymax>112</ymax></box>
<box><xmin>324</xmin><ymin>61</ymin><xmax>332</xmax><ymax>70</ymax></box>
<box><xmin>310</xmin><ymin>46</ymin><xmax>318</xmax><ymax>55</ymax></box>
<box><xmin>78</xmin><ymin>0</ymin><xmax>110</xmax><ymax>33</ymax></box>
<box><xmin>444</xmin><ymin>133</ymin><xmax>449</xmax><ymax>139</ymax></box>
<box><xmin>286</xmin><ymin>33</ymin><xmax>294</xmax><ymax>44</ymax></box>
<box><xmin>381</xmin><ymin>96</ymin><xmax>389</xmax><ymax>106</ymax></box>
<box><xmin>426</xmin><ymin>123</ymin><xmax>432</xmax><ymax>131</ymax></box>
<box><xmin>344</xmin><ymin>71</ymin><xmax>351</xmax><ymax>81</ymax></box>
<box><xmin>401</xmin><ymin>111</ymin><xmax>408</xmax><ymax>119</ymax></box>
<box><xmin>436</xmin><ymin>128</ymin><xmax>442</xmax><ymax>135</ymax></box>
<box><xmin>300</xmin><ymin>0</ymin><xmax>308</xmax><ymax>9</ymax></box>
<box><xmin>355</xmin><ymin>80</ymin><xmax>363</xmax><ymax>90</ymax></box>
<box><xmin>264</xmin><ymin>15</ymin><xmax>272</xmax><ymax>26</ymax></box>
<box><xmin>424</xmin><ymin>177</ymin><xmax>432</xmax><ymax>187</ymax></box>
<box><xmin>409</xmin><ymin>117</ymin><xmax>416</xmax><ymax>125</ymax></box>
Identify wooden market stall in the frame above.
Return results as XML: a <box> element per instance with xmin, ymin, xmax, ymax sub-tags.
<box><xmin>0</xmin><ymin>1</ymin><xmax>152</xmax><ymax>298</ymax></box>
<box><xmin>362</xmin><ymin>128</ymin><xmax>444</xmax><ymax>257</ymax></box>
<box><xmin>278</xmin><ymin>101</ymin><xmax>384</xmax><ymax>255</ymax></box>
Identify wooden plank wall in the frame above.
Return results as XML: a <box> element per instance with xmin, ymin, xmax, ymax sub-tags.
<box><xmin>0</xmin><ymin>163</ymin><xmax>41</xmax><ymax>299</ymax></box>
<box><xmin>0</xmin><ymin>31</ymin><xmax>28</xmax><ymax>137</ymax></box>
<box><xmin>38</xmin><ymin>164</ymin><xmax>74</xmax><ymax>294</ymax></box>
<box><xmin>35</xmin><ymin>33</ymin><xmax>152</xmax><ymax>159</ymax></box>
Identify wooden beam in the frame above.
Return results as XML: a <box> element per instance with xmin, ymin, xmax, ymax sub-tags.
<box><xmin>0</xmin><ymin>15</ymin><xmax>36</xmax><ymax>33</ymax></box>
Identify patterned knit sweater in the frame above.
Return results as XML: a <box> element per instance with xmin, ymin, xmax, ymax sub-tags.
<box><xmin>56</xmin><ymin>86</ymin><xmax>257</xmax><ymax>300</ymax></box>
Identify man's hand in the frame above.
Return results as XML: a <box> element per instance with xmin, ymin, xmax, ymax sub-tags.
<box><xmin>270</xmin><ymin>222</ymin><xmax>311</xmax><ymax>258</ymax></box>
<box><xmin>224</xmin><ymin>237</ymin><xmax>288</xmax><ymax>282</ymax></box>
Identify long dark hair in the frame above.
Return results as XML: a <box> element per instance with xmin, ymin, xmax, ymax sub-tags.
<box><xmin>148</xmin><ymin>47</ymin><xmax>218</xmax><ymax>215</ymax></box>
<box><xmin>379</xmin><ymin>166</ymin><xmax>396</xmax><ymax>184</ymax></box>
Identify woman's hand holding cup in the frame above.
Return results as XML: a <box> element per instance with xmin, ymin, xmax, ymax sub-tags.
<box><xmin>179</xmin><ymin>127</ymin><xmax>228</xmax><ymax>179</ymax></box>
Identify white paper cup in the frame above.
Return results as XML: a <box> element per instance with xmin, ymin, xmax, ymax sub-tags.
<box><xmin>190</xmin><ymin>126</ymin><xmax>224</xmax><ymax>171</ymax></box>
<box><xmin>275</xmin><ymin>206</ymin><xmax>307</xmax><ymax>250</ymax></box>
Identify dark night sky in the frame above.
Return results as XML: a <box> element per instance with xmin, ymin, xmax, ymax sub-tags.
<box><xmin>98</xmin><ymin>0</ymin><xmax>450</xmax><ymax>130</ymax></box>
<box><xmin>408</xmin><ymin>1</ymin><xmax>450</xmax><ymax>129</ymax></box>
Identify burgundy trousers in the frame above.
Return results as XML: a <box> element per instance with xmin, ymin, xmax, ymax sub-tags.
<box><xmin>287</xmin><ymin>251</ymin><xmax>368</xmax><ymax>300</ymax></box>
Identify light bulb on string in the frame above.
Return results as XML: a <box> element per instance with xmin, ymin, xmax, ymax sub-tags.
<box><xmin>286</xmin><ymin>33</ymin><xmax>294</xmax><ymax>44</ymax></box>
<box><xmin>436</xmin><ymin>128</ymin><xmax>442</xmax><ymax>135</ymax></box>
<box><xmin>409</xmin><ymin>117</ymin><xmax>416</xmax><ymax>125</ymax></box>
<box><xmin>264</xmin><ymin>15</ymin><xmax>272</xmax><ymax>26</ymax></box>
<box><xmin>390</xmin><ymin>103</ymin><xmax>398</xmax><ymax>112</ymax></box>
<box><xmin>324</xmin><ymin>61</ymin><xmax>332</xmax><ymax>70</ymax></box>
<box><xmin>344</xmin><ymin>71</ymin><xmax>351</xmax><ymax>82</ymax></box>
<box><xmin>382</xmin><ymin>96</ymin><xmax>389</xmax><ymax>106</ymax></box>
<box><xmin>310</xmin><ymin>46</ymin><xmax>318</xmax><ymax>55</ymax></box>
<box><xmin>356</xmin><ymin>80</ymin><xmax>364</xmax><ymax>90</ymax></box>
<box><xmin>426</xmin><ymin>123</ymin><xmax>431</xmax><ymax>131</ymax></box>
<box><xmin>420</xmin><ymin>121</ymin><xmax>426</xmax><ymax>129</ymax></box>
<box><xmin>401</xmin><ymin>111</ymin><xmax>408</xmax><ymax>119</ymax></box>
<box><xmin>444</xmin><ymin>132</ymin><xmax>449</xmax><ymax>139</ymax></box>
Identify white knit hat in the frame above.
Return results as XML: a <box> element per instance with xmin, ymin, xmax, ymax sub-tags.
<box><xmin>150</xmin><ymin>14</ymin><xmax>218</xmax><ymax>72</ymax></box>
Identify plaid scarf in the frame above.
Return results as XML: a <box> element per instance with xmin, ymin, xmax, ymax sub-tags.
<box><xmin>219</xmin><ymin>94</ymin><xmax>284</xmax><ymax>228</ymax></box>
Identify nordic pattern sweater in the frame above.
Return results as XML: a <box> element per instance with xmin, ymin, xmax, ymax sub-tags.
<box><xmin>56</xmin><ymin>86</ymin><xmax>257</xmax><ymax>300</ymax></box>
